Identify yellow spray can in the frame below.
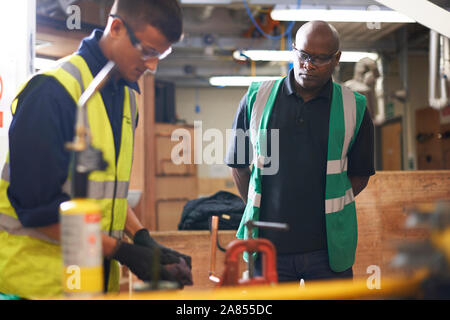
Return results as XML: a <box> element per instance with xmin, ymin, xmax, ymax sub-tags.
<box><xmin>60</xmin><ymin>199</ymin><xmax>104</xmax><ymax>297</ymax></box>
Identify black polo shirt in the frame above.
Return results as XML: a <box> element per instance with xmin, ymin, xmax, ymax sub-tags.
<box><xmin>225</xmin><ymin>68</ymin><xmax>375</xmax><ymax>254</ymax></box>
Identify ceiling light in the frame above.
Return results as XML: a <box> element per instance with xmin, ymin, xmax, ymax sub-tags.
<box><xmin>36</xmin><ymin>39</ymin><xmax>53</xmax><ymax>50</ymax></box>
<box><xmin>341</xmin><ymin>51</ymin><xmax>379</xmax><ymax>62</ymax></box>
<box><xmin>234</xmin><ymin>50</ymin><xmax>379</xmax><ymax>63</ymax></box>
<box><xmin>35</xmin><ymin>57</ymin><xmax>58</xmax><ymax>70</ymax></box>
<box><xmin>210</xmin><ymin>76</ymin><xmax>282</xmax><ymax>87</ymax></box>
<box><xmin>271</xmin><ymin>5</ymin><xmax>415</xmax><ymax>23</ymax></box>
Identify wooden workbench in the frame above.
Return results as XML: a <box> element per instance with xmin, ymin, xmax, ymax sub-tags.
<box><xmin>148</xmin><ymin>171</ymin><xmax>450</xmax><ymax>290</ymax></box>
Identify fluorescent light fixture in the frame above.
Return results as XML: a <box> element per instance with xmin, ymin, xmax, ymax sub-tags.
<box><xmin>36</xmin><ymin>39</ymin><xmax>52</xmax><ymax>50</ymax></box>
<box><xmin>341</xmin><ymin>51</ymin><xmax>379</xmax><ymax>62</ymax></box>
<box><xmin>235</xmin><ymin>50</ymin><xmax>293</xmax><ymax>62</ymax></box>
<box><xmin>210</xmin><ymin>76</ymin><xmax>282</xmax><ymax>87</ymax></box>
<box><xmin>181</xmin><ymin>0</ymin><xmax>231</xmax><ymax>3</ymax></box>
<box><xmin>35</xmin><ymin>57</ymin><xmax>58</xmax><ymax>70</ymax></box>
<box><xmin>271</xmin><ymin>6</ymin><xmax>415</xmax><ymax>23</ymax></box>
<box><xmin>234</xmin><ymin>50</ymin><xmax>379</xmax><ymax>63</ymax></box>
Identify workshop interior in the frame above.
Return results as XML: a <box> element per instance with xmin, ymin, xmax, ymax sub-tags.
<box><xmin>0</xmin><ymin>0</ymin><xmax>449</xmax><ymax>300</ymax></box>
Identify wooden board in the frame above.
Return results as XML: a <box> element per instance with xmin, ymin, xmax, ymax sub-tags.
<box><xmin>354</xmin><ymin>171</ymin><xmax>449</xmax><ymax>278</ymax></box>
<box><xmin>198</xmin><ymin>178</ymin><xmax>239</xmax><ymax>197</ymax></box>
<box><xmin>155</xmin><ymin>176</ymin><xmax>198</xmax><ymax>200</ymax></box>
<box><xmin>416</xmin><ymin>108</ymin><xmax>443</xmax><ymax>170</ymax></box>
<box><xmin>155</xmin><ymin>126</ymin><xmax>196</xmax><ymax>176</ymax></box>
<box><xmin>152</xmin><ymin>231</ymin><xmax>244</xmax><ymax>290</ymax></box>
<box><xmin>147</xmin><ymin>171</ymin><xmax>450</xmax><ymax>290</ymax></box>
<box><xmin>381</xmin><ymin>120</ymin><xmax>403</xmax><ymax>170</ymax></box>
<box><xmin>156</xmin><ymin>200</ymin><xmax>187</xmax><ymax>231</ymax></box>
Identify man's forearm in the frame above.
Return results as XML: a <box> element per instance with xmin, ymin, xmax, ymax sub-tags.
<box><xmin>36</xmin><ymin>224</ymin><xmax>119</xmax><ymax>257</ymax></box>
<box><xmin>231</xmin><ymin>167</ymin><xmax>251</xmax><ymax>203</ymax></box>
<box><xmin>349</xmin><ymin>176</ymin><xmax>370</xmax><ymax>197</ymax></box>
<box><xmin>124</xmin><ymin>205</ymin><xmax>145</xmax><ymax>239</ymax></box>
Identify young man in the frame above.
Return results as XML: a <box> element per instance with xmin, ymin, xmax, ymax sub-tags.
<box><xmin>226</xmin><ymin>21</ymin><xmax>375</xmax><ymax>282</ymax></box>
<box><xmin>0</xmin><ymin>0</ymin><xmax>192</xmax><ymax>299</ymax></box>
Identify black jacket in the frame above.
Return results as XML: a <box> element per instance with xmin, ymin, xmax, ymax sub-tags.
<box><xmin>178</xmin><ymin>191</ymin><xmax>245</xmax><ymax>230</ymax></box>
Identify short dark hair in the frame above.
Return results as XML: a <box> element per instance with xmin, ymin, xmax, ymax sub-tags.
<box><xmin>112</xmin><ymin>0</ymin><xmax>183</xmax><ymax>43</ymax></box>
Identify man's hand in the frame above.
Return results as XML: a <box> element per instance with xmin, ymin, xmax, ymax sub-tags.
<box><xmin>133</xmin><ymin>229</ymin><xmax>192</xmax><ymax>269</ymax></box>
<box><xmin>110</xmin><ymin>240</ymin><xmax>181</xmax><ymax>284</ymax></box>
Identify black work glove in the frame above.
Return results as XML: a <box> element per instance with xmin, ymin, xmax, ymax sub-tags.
<box><xmin>164</xmin><ymin>258</ymin><xmax>193</xmax><ymax>288</ymax></box>
<box><xmin>110</xmin><ymin>240</ymin><xmax>180</xmax><ymax>283</ymax></box>
<box><xmin>133</xmin><ymin>229</ymin><xmax>192</xmax><ymax>269</ymax></box>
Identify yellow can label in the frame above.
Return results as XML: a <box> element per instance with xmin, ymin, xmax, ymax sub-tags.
<box><xmin>60</xmin><ymin>207</ymin><xmax>103</xmax><ymax>296</ymax></box>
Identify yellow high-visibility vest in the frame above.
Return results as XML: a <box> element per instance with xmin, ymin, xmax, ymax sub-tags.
<box><xmin>0</xmin><ymin>54</ymin><xmax>138</xmax><ymax>298</ymax></box>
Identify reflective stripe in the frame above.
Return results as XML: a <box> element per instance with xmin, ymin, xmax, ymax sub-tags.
<box><xmin>63</xmin><ymin>180</ymin><xmax>129</xmax><ymax>199</ymax></box>
<box><xmin>255</xmin><ymin>155</ymin><xmax>265</xmax><ymax>169</ymax></box>
<box><xmin>128</xmin><ymin>88</ymin><xmax>137</xmax><ymax>135</ymax></box>
<box><xmin>249</xmin><ymin>80</ymin><xmax>276</xmax><ymax>147</ymax></box>
<box><xmin>88</xmin><ymin>180</ymin><xmax>129</xmax><ymax>200</ymax></box>
<box><xmin>0</xmin><ymin>213</ymin><xmax>124</xmax><ymax>243</ymax></box>
<box><xmin>327</xmin><ymin>158</ymin><xmax>348</xmax><ymax>175</ymax></box>
<box><xmin>341</xmin><ymin>86</ymin><xmax>357</xmax><ymax>158</ymax></box>
<box><xmin>325</xmin><ymin>188</ymin><xmax>355</xmax><ymax>214</ymax></box>
<box><xmin>1</xmin><ymin>162</ymin><xmax>10</xmax><ymax>182</ymax></box>
<box><xmin>106</xmin><ymin>230</ymin><xmax>124</xmax><ymax>240</ymax></box>
<box><xmin>247</xmin><ymin>184</ymin><xmax>261</xmax><ymax>208</ymax></box>
<box><xmin>0</xmin><ymin>213</ymin><xmax>59</xmax><ymax>244</ymax></box>
<box><xmin>61</xmin><ymin>61</ymin><xmax>85</xmax><ymax>92</ymax></box>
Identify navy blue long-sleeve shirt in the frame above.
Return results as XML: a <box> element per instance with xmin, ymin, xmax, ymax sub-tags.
<box><xmin>7</xmin><ymin>29</ymin><xmax>140</xmax><ymax>228</ymax></box>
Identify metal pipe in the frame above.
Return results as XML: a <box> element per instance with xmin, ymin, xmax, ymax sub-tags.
<box><xmin>67</xmin><ymin>60</ymin><xmax>117</xmax><ymax>151</ymax></box>
<box><xmin>209</xmin><ymin>216</ymin><xmax>220</xmax><ymax>283</ymax></box>
<box><xmin>429</xmin><ymin>30</ymin><xmax>449</xmax><ymax>110</ymax></box>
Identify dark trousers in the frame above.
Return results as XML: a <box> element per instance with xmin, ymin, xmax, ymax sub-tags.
<box><xmin>254</xmin><ymin>249</ymin><xmax>353</xmax><ymax>282</ymax></box>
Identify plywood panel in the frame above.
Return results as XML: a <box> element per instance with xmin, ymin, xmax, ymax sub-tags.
<box><xmin>355</xmin><ymin>171</ymin><xmax>449</xmax><ymax>279</ymax></box>
<box><xmin>155</xmin><ymin>176</ymin><xmax>198</xmax><ymax>200</ymax></box>
<box><xmin>155</xmin><ymin>132</ymin><xmax>195</xmax><ymax>176</ymax></box>
<box><xmin>416</xmin><ymin>108</ymin><xmax>443</xmax><ymax>170</ymax></box>
<box><xmin>129</xmin><ymin>74</ymin><xmax>157</xmax><ymax>230</ymax></box>
<box><xmin>381</xmin><ymin>121</ymin><xmax>403</xmax><ymax>170</ymax></box>
<box><xmin>198</xmin><ymin>178</ymin><xmax>239</xmax><ymax>197</ymax></box>
<box><xmin>148</xmin><ymin>171</ymin><xmax>450</xmax><ymax>290</ymax></box>
<box><xmin>156</xmin><ymin>200</ymin><xmax>187</xmax><ymax>231</ymax></box>
<box><xmin>152</xmin><ymin>231</ymin><xmax>245</xmax><ymax>290</ymax></box>
<box><xmin>440</xmin><ymin>123</ymin><xmax>450</xmax><ymax>169</ymax></box>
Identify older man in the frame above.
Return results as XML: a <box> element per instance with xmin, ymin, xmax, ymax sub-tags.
<box><xmin>226</xmin><ymin>21</ymin><xmax>375</xmax><ymax>282</ymax></box>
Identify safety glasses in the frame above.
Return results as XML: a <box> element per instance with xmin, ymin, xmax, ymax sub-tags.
<box><xmin>293</xmin><ymin>47</ymin><xmax>338</xmax><ymax>67</ymax></box>
<box><xmin>109</xmin><ymin>14</ymin><xmax>172</xmax><ymax>61</ymax></box>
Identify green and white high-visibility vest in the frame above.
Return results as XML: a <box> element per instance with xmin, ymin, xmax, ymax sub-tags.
<box><xmin>236</xmin><ymin>78</ymin><xmax>366</xmax><ymax>272</ymax></box>
<box><xmin>0</xmin><ymin>54</ymin><xmax>138</xmax><ymax>298</ymax></box>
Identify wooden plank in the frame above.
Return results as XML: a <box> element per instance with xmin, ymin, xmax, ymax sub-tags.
<box><xmin>152</xmin><ymin>231</ymin><xmax>244</xmax><ymax>290</ymax></box>
<box><xmin>355</xmin><ymin>171</ymin><xmax>449</xmax><ymax>278</ymax></box>
<box><xmin>198</xmin><ymin>178</ymin><xmax>239</xmax><ymax>197</ymax></box>
<box><xmin>129</xmin><ymin>74</ymin><xmax>157</xmax><ymax>230</ymax></box>
<box><xmin>155</xmin><ymin>176</ymin><xmax>198</xmax><ymax>200</ymax></box>
<box><xmin>381</xmin><ymin>120</ymin><xmax>403</xmax><ymax>170</ymax></box>
<box><xmin>148</xmin><ymin>171</ymin><xmax>450</xmax><ymax>290</ymax></box>
<box><xmin>156</xmin><ymin>200</ymin><xmax>187</xmax><ymax>231</ymax></box>
<box><xmin>155</xmin><ymin>133</ymin><xmax>195</xmax><ymax>176</ymax></box>
<box><xmin>416</xmin><ymin>108</ymin><xmax>443</xmax><ymax>170</ymax></box>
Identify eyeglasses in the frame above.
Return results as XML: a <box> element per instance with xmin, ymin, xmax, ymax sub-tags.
<box><xmin>293</xmin><ymin>47</ymin><xmax>338</xmax><ymax>67</ymax></box>
<box><xmin>109</xmin><ymin>14</ymin><xmax>172</xmax><ymax>61</ymax></box>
